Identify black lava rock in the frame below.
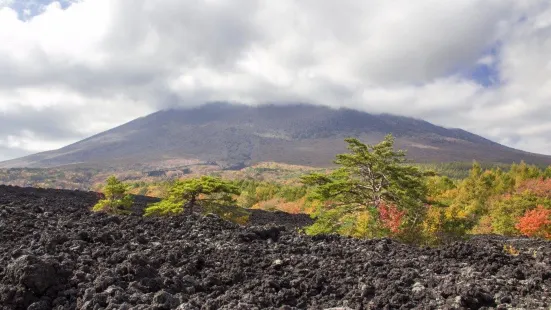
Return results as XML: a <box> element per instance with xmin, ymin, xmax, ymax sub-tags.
<box><xmin>0</xmin><ymin>185</ymin><xmax>550</xmax><ymax>309</ymax></box>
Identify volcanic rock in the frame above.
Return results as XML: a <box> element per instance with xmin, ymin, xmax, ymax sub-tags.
<box><xmin>1</xmin><ymin>185</ymin><xmax>551</xmax><ymax>309</ymax></box>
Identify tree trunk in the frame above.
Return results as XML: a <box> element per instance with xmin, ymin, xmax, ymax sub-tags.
<box><xmin>189</xmin><ymin>196</ymin><xmax>195</xmax><ymax>214</ymax></box>
<box><xmin>184</xmin><ymin>195</ymin><xmax>196</xmax><ymax>215</ymax></box>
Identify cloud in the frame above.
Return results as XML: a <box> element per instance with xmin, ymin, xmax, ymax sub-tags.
<box><xmin>0</xmin><ymin>0</ymin><xmax>13</xmax><ymax>8</ymax></box>
<box><xmin>1</xmin><ymin>0</ymin><xmax>551</xmax><ymax>160</ymax></box>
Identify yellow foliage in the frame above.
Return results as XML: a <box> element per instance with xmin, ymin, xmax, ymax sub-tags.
<box><xmin>422</xmin><ymin>206</ymin><xmax>443</xmax><ymax>236</ymax></box>
<box><xmin>277</xmin><ymin>198</ymin><xmax>306</xmax><ymax>214</ymax></box>
<box><xmin>471</xmin><ymin>215</ymin><xmax>493</xmax><ymax>234</ymax></box>
<box><xmin>302</xmin><ymin>199</ymin><xmax>321</xmax><ymax>214</ymax></box>
<box><xmin>250</xmin><ymin>198</ymin><xmax>279</xmax><ymax>210</ymax></box>
<box><xmin>249</xmin><ymin>197</ymin><xmax>307</xmax><ymax>214</ymax></box>
<box><xmin>221</xmin><ymin>212</ymin><xmax>250</xmax><ymax>225</ymax></box>
<box><xmin>445</xmin><ymin>204</ymin><xmax>465</xmax><ymax>220</ymax></box>
<box><xmin>351</xmin><ymin>211</ymin><xmax>373</xmax><ymax>238</ymax></box>
<box><xmin>503</xmin><ymin>244</ymin><xmax>519</xmax><ymax>256</ymax></box>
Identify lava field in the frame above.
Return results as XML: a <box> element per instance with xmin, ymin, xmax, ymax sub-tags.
<box><xmin>1</xmin><ymin>185</ymin><xmax>551</xmax><ymax>310</ymax></box>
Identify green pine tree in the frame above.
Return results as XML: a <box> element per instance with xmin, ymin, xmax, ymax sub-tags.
<box><xmin>302</xmin><ymin>134</ymin><xmax>428</xmax><ymax>240</ymax></box>
<box><xmin>92</xmin><ymin>176</ymin><xmax>134</xmax><ymax>214</ymax></box>
<box><xmin>144</xmin><ymin>176</ymin><xmax>242</xmax><ymax>218</ymax></box>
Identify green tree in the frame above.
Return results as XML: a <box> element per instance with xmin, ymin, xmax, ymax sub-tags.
<box><xmin>510</xmin><ymin>161</ymin><xmax>541</xmax><ymax>185</ymax></box>
<box><xmin>490</xmin><ymin>192</ymin><xmax>542</xmax><ymax>236</ymax></box>
<box><xmin>92</xmin><ymin>176</ymin><xmax>134</xmax><ymax>214</ymax></box>
<box><xmin>144</xmin><ymin>176</ymin><xmax>241</xmax><ymax>217</ymax></box>
<box><xmin>425</xmin><ymin>175</ymin><xmax>456</xmax><ymax>205</ymax></box>
<box><xmin>302</xmin><ymin>134</ymin><xmax>428</xmax><ymax>240</ymax></box>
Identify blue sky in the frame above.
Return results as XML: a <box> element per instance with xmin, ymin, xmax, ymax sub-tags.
<box><xmin>5</xmin><ymin>0</ymin><xmax>74</xmax><ymax>19</ymax></box>
<box><xmin>466</xmin><ymin>47</ymin><xmax>501</xmax><ymax>87</ymax></box>
<box><xmin>1</xmin><ymin>0</ymin><xmax>551</xmax><ymax>160</ymax></box>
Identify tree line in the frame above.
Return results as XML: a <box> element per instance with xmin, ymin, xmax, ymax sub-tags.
<box><xmin>93</xmin><ymin>135</ymin><xmax>551</xmax><ymax>244</ymax></box>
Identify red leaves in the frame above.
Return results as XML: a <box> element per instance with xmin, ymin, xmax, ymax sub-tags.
<box><xmin>378</xmin><ymin>202</ymin><xmax>405</xmax><ymax>234</ymax></box>
<box><xmin>515</xmin><ymin>205</ymin><xmax>551</xmax><ymax>239</ymax></box>
<box><xmin>516</xmin><ymin>178</ymin><xmax>551</xmax><ymax>198</ymax></box>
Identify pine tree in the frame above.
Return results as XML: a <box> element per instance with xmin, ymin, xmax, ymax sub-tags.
<box><xmin>302</xmin><ymin>134</ymin><xmax>428</xmax><ymax>239</ymax></box>
<box><xmin>92</xmin><ymin>176</ymin><xmax>134</xmax><ymax>214</ymax></box>
<box><xmin>144</xmin><ymin>176</ymin><xmax>241</xmax><ymax>217</ymax></box>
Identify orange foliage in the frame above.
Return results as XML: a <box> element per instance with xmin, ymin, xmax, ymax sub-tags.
<box><xmin>516</xmin><ymin>178</ymin><xmax>551</xmax><ymax>198</ymax></box>
<box><xmin>252</xmin><ymin>198</ymin><xmax>306</xmax><ymax>214</ymax></box>
<box><xmin>515</xmin><ymin>205</ymin><xmax>551</xmax><ymax>239</ymax></box>
<box><xmin>277</xmin><ymin>200</ymin><xmax>303</xmax><ymax>214</ymax></box>
<box><xmin>250</xmin><ymin>199</ymin><xmax>277</xmax><ymax>210</ymax></box>
<box><xmin>378</xmin><ymin>202</ymin><xmax>405</xmax><ymax>234</ymax></box>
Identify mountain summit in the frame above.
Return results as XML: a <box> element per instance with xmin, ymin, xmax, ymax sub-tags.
<box><xmin>2</xmin><ymin>103</ymin><xmax>551</xmax><ymax>168</ymax></box>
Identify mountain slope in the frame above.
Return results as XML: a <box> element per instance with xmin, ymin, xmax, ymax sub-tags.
<box><xmin>2</xmin><ymin>103</ymin><xmax>551</xmax><ymax>168</ymax></box>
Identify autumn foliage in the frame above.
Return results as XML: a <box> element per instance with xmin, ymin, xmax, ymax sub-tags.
<box><xmin>515</xmin><ymin>206</ymin><xmax>551</xmax><ymax>238</ymax></box>
<box><xmin>90</xmin><ymin>144</ymin><xmax>551</xmax><ymax>244</ymax></box>
<box><xmin>516</xmin><ymin>178</ymin><xmax>551</xmax><ymax>198</ymax></box>
<box><xmin>378</xmin><ymin>203</ymin><xmax>405</xmax><ymax>234</ymax></box>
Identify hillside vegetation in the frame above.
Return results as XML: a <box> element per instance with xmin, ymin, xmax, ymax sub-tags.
<box><xmin>2</xmin><ymin>133</ymin><xmax>551</xmax><ymax>244</ymax></box>
<box><xmin>82</xmin><ymin>135</ymin><xmax>551</xmax><ymax>245</ymax></box>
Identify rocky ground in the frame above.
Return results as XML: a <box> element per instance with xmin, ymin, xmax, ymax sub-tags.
<box><xmin>1</xmin><ymin>185</ymin><xmax>551</xmax><ymax>310</ymax></box>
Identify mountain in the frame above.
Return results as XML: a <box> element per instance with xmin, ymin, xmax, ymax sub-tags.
<box><xmin>2</xmin><ymin>103</ymin><xmax>551</xmax><ymax>169</ymax></box>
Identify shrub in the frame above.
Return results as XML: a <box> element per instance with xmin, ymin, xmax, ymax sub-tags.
<box><xmin>378</xmin><ymin>202</ymin><xmax>405</xmax><ymax>234</ymax></box>
<box><xmin>515</xmin><ymin>205</ymin><xmax>551</xmax><ymax>239</ymax></box>
<box><xmin>144</xmin><ymin>176</ymin><xmax>247</xmax><ymax>223</ymax></box>
<box><xmin>503</xmin><ymin>244</ymin><xmax>520</xmax><ymax>256</ymax></box>
<box><xmin>92</xmin><ymin>176</ymin><xmax>133</xmax><ymax>214</ymax></box>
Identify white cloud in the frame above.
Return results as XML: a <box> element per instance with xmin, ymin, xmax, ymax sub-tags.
<box><xmin>0</xmin><ymin>0</ymin><xmax>12</xmax><ymax>8</ymax></box>
<box><xmin>1</xmin><ymin>0</ymin><xmax>551</xmax><ymax>159</ymax></box>
<box><xmin>0</xmin><ymin>130</ymin><xmax>72</xmax><ymax>152</ymax></box>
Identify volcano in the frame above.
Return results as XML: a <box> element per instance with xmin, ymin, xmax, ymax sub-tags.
<box><xmin>2</xmin><ymin>103</ymin><xmax>551</xmax><ymax>169</ymax></box>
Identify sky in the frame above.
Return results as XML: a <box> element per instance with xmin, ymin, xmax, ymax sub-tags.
<box><xmin>1</xmin><ymin>0</ymin><xmax>551</xmax><ymax>161</ymax></box>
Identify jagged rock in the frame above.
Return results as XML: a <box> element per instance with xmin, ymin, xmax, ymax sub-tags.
<box><xmin>0</xmin><ymin>185</ymin><xmax>550</xmax><ymax>309</ymax></box>
<box><xmin>6</xmin><ymin>255</ymin><xmax>64</xmax><ymax>294</ymax></box>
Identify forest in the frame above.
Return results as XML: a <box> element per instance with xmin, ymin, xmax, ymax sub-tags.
<box><xmin>89</xmin><ymin>135</ymin><xmax>551</xmax><ymax>245</ymax></box>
